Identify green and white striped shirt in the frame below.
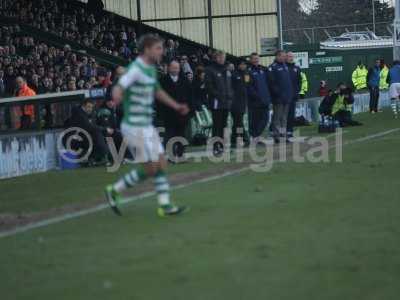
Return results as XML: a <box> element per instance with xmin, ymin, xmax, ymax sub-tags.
<box><xmin>119</xmin><ymin>57</ymin><xmax>161</xmax><ymax>127</ymax></box>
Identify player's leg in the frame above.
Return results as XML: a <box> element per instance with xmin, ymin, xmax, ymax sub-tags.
<box><xmin>152</xmin><ymin>153</ymin><xmax>187</xmax><ymax>217</ymax></box>
<box><xmin>390</xmin><ymin>84</ymin><xmax>400</xmax><ymax>118</ymax></box>
<box><xmin>391</xmin><ymin>98</ymin><xmax>399</xmax><ymax>118</ymax></box>
<box><xmin>105</xmin><ymin>126</ymin><xmax>149</xmax><ymax>215</ymax></box>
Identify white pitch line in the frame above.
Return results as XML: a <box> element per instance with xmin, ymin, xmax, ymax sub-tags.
<box><xmin>0</xmin><ymin>128</ymin><xmax>399</xmax><ymax>239</ymax></box>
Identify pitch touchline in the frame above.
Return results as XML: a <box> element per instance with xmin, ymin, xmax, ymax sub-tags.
<box><xmin>0</xmin><ymin>128</ymin><xmax>398</xmax><ymax>239</ymax></box>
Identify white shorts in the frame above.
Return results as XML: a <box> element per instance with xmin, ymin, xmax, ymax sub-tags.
<box><xmin>121</xmin><ymin>123</ymin><xmax>164</xmax><ymax>163</ymax></box>
<box><xmin>389</xmin><ymin>83</ymin><xmax>400</xmax><ymax>99</ymax></box>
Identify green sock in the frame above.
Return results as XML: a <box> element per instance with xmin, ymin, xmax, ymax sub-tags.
<box><xmin>113</xmin><ymin>167</ymin><xmax>147</xmax><ymax>193</ymax></box>
<box><xmin>154</xmin><ymin>170</ymin><xmax>171</xmax><ymax>207</ymax></box>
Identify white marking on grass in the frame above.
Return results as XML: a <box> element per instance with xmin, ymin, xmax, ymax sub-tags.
<box><xmin>0</xmin><ymin>128</ymin><xmax>399</xmax><ymax>239</ymax></box>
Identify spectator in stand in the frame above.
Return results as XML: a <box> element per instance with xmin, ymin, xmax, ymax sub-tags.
<box><xmin>0</xmin><ymin>70</ymin><xmax>5</xmax><ymax>97</ymax></box>
<box><xmin>0</xmin><ymin>24</ymin><xmax>113</xmax><ymax>98</ymax></box>
<box><xmin>179</xmin><ymin>55</ymin><xmax>193</xmax><ymax>76</ymax></box>
<box><xmin>189</xmin><ymin>54</ymin><xmax>199</xmax><ymax>71</ymax></box>
<box><xmin>185</xmin><ymin>72</ymin><xmax>194</xmax><ymax>84</ymax></box>
<box><xmin>205</xmin><ymin>51</ymin><xmax>233</xmax><ymax>156</ymax></box>
<box><xmin>159</xmin><ymin>60</ymin><xmax>192</xmax><ymax>161</ymax></box>
<box><xmin>247</xmin><ymin>52</ymin><xmax>271</xmax><ymax>140</ymax></box>
<box><xmin>4</xmin><ymin>65</ymin><xmax>16</xmax><ymax>97</ymax></box>
<box><xmin>165</xmin><ymin>39</ymin><xmax>177</xmax><ymax>63</ymax></box>
<box><xmin>15</xmin><ymin>76</ymin><xmax>36</xmax><ymax>128</ymax></box>
<box><xmin>16</xmin><ymin>76</ymin><xmax>36</xmax><ymax>97</ymax></box>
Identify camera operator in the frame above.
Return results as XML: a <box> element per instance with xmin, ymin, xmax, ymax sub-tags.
<box><xmin>331</xmin><ymin>83</ymin><xmax>362</xmax><ymax>127</ymax></box>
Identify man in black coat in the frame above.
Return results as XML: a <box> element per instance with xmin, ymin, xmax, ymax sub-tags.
<box><xmin>286</xmin><ymin>52</ymin><xmax>302</xmax><ymax>138</ymax></box>
<box><xmin>267</xmin><ymin>50</ymin><xmax>294</xmax><ymax>143</ymax></box>
<box><xmin>67</xmin><ymin>100</ymin><xmax>111</xmax><ymax>164</ymax></box>
<box><xmin>159</xmin><ymin>61</ymin><xmax>192</xmax><ymax>160</ymax></box>
<box><xmin>247</xmin><ymin>52</ymin><xmax>271</xmax><ymax>140</ymax></box>
<box><xmin>205</xmin><ymin>51</ymin><xmax>234</xmax><ymax>155</ymax></box>
<box><xmin>97</xmin><ymin>98</ymin><xmax>125</xmax><ymax>157</ymax></box>
<box><xmin>231</xmin><ymin>60</ymin><xmax>250</xmax><ymax>146</ymax></box>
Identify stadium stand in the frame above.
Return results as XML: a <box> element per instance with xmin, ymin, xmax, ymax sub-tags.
<box><xmin>0</xmin><ymin>0</ymin><xmax>232</xmax><ymax>134</ymax></box>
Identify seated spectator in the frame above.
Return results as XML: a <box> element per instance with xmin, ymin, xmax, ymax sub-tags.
<box><xmin>66</xmin><ymin>100</ymin><xmax>111</xmax><ymax>165</ymax></box>
<box><xmin>96</xmin><ymin>98</ymin><xmax>124</xmax><ymax>156</ymax></box>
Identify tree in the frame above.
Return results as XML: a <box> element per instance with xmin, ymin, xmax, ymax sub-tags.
<box><xmin>281</xmin><ymin>0</ymin><xmax>308</xmax><ymax>29</ymax></box>
<box><xmin>308</xmin><ymin>0</ymin><xmax>394</xmax><ymax>28</ymax></box>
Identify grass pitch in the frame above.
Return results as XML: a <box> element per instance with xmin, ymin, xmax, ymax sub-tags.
<box><xmin>1</xmin><ymin>111</ymin><xmax>400</xmax><ymax>300</ymax></box>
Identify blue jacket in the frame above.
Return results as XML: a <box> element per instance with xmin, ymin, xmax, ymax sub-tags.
<box><xmin>388</xmin><ymin>64</ymin><xmax>400</xmax><ymax>84</ymax></box>
<box><xmin>247</xmin><ymin>65</ymin><xmax>271</xmax><ymax>108</ymax></box>
<box><xmin>287</xmin><ymin>62</ymin><xmax>302</xmax><ymax>100</ymax></box>
<box><xmin>367</xmin><ymin>66</ymin><xmax>380</xmax><ymax>88</ymax></box>
<box><xmin>267</xmin><ymin>61</ymin><xmax>294</xmax><ymax>105</ymax></box>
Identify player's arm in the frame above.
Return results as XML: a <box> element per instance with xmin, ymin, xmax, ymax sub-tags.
<box><xmin>112</xmin><ymin>66</ymin><xmax>136</xmax><ymax>106</ymax></box>
<box><xmin>155</xmin><ymin>89</ymin><xmax>189</xmax><ymax>116</ymax></box>
<box><xmin>112</xmin><ymin>84</ymin><xmax>124</xmax><ymax>106</ymax></box>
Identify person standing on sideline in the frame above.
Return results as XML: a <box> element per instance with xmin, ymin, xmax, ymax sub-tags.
<box><xmin>299</xmin><ymin>72</ymin><xmax>308</xmax><ymax>99</ymax></box>
<box><xmin>286</xmin><ymin>52</ymin><xmax>302</xmax><ymax>138</ymax></box>
<box><xmin>159</xmin><ymin>60</ymin><xmax>192</xmax><ymax>161</ymax></box>
<box><xmin>367</xmin><ymin>59</ymin><xmax>381</xmax><ymax>114</ymax></box>
<box><xmin>267</xmin><ymin>50</ymin><xmax>294</xmax><ymax>144</ymax></box>
<box><xmin>247</xmin><ymin>52</ymin><xmax>271</xmax><ymax>140</ymax></box>
<box><xmin>352</xmin><ymin>62</ymin><xmax>368</xmax><ymax>91</ymax></box>
<box><xmin>205</xmin><ymin>51</ymin><xmax>234</xmax><ymax>155</ymax></box>
<box><xmin>387</xmin><ymin>60</ymin><xmax>400</xmax><ymax>119</ymax></box>
<box><xmin>106</xmin><ymin>34</ymin><xmax>189</xmax><ymax>217</ymax></box>
<box><xmin>231</xmin><ymin>60</ymin><xmax>250</xmax><ymax>146</ymax></box>
<box><xmin>380</xmin><ymin>60</ymin><xmax>389</xmax><ymax>91</ymax></box>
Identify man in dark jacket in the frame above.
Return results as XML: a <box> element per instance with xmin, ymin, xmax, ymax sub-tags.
<box><xmin>367</xmin><ymin>59</ymin><xmax>381</xmax><ymax>113</ymax></box>
<box><xmin>286</xmin><ymin>52</ymin><xmax>302</xmax><ymax>138</ymax></box>
<box><xmin>67</xmin><ymin>100</ymin><xmax>111</xmax><ymax>164</ymax></box>
<box><xmin>247</xmin><ymin>52</ymin><xmax>271</xmax><ymax>140</ymax></box>
<box><xmin>97</xmin><ymin>98</ymin><xmax>124</xmax><ymax>156</ymax></box>
<box><xmin>106</xmin><ymin>66</ymin><xmax>126</xmax><ymax>126</ymax></box>
<box><xmin>267</xmin><ymin>50</ymin><xmax>294</xmax><ymax>143</ymax></box>
<box><xmin>159</xmin><ymin>60</ymin><xmax>192</xmax><ymax>160</ymax></box>
<box><xmin>231</xmin><ymin>60</ymin><xmax>250</xmax><ymax>146</ymax></box>
<box><xmin>205</xmin><ymin>51</ymin><xmax>234</xmax><ymax>155</ymax></box>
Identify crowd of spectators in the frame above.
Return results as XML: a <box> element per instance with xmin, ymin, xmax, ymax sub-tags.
<box><xmin>1</xmin><ymin>0</ymin><xmax>139</xmax><ymax>60</ymax></box>
<box><xmin>0</xmin><ymin>25</ymin><xmax>114</xmax><ymax>99</ymax></box>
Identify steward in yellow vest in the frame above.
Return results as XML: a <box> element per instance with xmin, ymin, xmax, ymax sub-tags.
<box><xmin>352</xmin><ymin>62</ymin><xmax>368</xmax><ymax>90</ymax></box>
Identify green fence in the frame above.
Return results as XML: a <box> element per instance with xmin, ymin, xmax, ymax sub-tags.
<box><xmin>286</xmin><ymin>44</ymin><xmax>393</xmax><ymax>97</ymax></box>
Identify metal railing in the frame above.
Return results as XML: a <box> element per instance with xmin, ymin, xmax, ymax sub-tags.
<box><xmin>283</xmin><ymin>21</ymin><xmax>393</xmax><ymax>44</ymax></box>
